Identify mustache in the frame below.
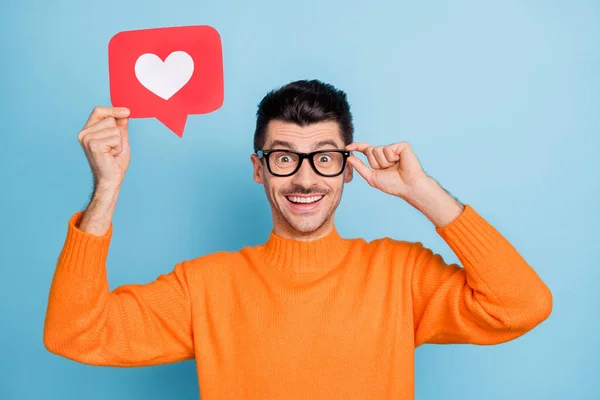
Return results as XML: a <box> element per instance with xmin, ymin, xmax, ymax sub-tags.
<box><xmin>280</xmin><ymin>186</ymin><xmax>331</xmax><ymax>196</ymax></box>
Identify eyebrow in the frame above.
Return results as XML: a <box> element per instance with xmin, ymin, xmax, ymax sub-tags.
<box><xmin>269</xmin><ymin>139</ymin><xmax>342</xmax><ymax>151</ymax></box>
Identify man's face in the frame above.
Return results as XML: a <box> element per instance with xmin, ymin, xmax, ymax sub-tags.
<box><xmin>251</xmin><ymin>120</ymin><xmax>353</xmax><ymax>239</ymax></box>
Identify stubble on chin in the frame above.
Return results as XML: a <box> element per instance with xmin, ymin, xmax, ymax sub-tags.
<box><xmin>266</xmin><ymin>179</ymin><xmax>343</xmax><ymax>234</ymax></box>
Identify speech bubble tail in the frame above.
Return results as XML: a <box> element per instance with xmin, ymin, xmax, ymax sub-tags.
<box><xmin>155</xmin><ymin>113</ymin><xmax>188</xmax><ymax>138</ymax></box>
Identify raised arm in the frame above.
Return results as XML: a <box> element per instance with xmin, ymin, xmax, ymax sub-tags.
<box><xmin>43</xmin><ymin>212</ymin><xmax>195</xmax><ymax>366</ymax></box>
<box><xmin>410</xmin><ymin>205</ymin><xmax>553</xmax><ymax>347</ymax></box>
<box><xmin>43</xmin><ymin>106</ymin><xmax>194</xmax><ymax>366</ymax></box>
<box><xmin>344</xmin><ymin>140</ymin><xmax>552</xmax><ymax>347</ymax></box>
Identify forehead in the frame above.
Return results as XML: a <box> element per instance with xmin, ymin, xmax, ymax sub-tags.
<box><xmin>264</xmin><ymin>120</ymin><xmax>344</xmax><ymax>150</ymax></box>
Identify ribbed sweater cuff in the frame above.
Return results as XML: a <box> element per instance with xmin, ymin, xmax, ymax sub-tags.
<box><xmin>57</xmin><ymin>211</ymin><xmax>113</xmax><ymax>275</ymax></box>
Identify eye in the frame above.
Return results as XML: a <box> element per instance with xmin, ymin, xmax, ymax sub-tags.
<box><xmin>318</xmin><ymin>154</ymin><xmax>332</xmax><ymax>163</ymax></box>
<box><xmin>278</xmin><ymin>155</ymin><xmax>292</xmax><ymax>163</ymax></box>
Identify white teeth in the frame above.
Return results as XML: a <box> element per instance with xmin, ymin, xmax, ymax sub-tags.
<box><xmin>287</xmin><ymin>195</ymin><xmax>323</xmax><ymax>204</ymax></box>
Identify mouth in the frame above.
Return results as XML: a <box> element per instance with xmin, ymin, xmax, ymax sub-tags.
<box><xmin>284</xmin><ymin>194</ymin><xmax>325</xmax><ymax>212</ymax></box>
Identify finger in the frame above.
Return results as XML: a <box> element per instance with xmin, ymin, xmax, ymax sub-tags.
<box><xmin>345</xmin><ymin>142</ymin><xmax>372</xmax><ymax>153</ymax></box>
<box><xmin>80</xmin><ymin>117</ymin><xmax>117</xmax><ymax>138</ymax></box>
<box><xmin>115</xmin><ymin>117</ymin><xmax>129</xmax><ymax>142</ymax></box>
<box><xmin>80</xmin><ymin>127</ymin><xmax>121</xmax><ymax>148</ymax></box>
<box><xmin>347</xmin><ymin>155</ymin><xmax>374</xmax><ymax>185</ymax></box>
<box><xmin>373</xmin><ymin>146</ymin><xmax>395</xmax><ymax>168</ymax></box>
<box><xmin>388</xmin><ymin>142</ymin><xmax>410</xmax><ymax>155</ymax></box>
<box><xmin>384</xmin><ymin>144</ymin><xmax>401</xmax><ymax>162</ymax></box>
<box><xmin>84</xmin><ymin>106</ymin><xmax>130</xmax><ymax>129</ymax></box>
<box><xmin>87</xmin><ymin>135</ymin><xmax>123</xmax><ymax>157</ymax></box>
<box><xmin>365</xmin><ymin>147</ymin><xmax>381</xmax><ymax>169</ymax></box>
<box><xmin>116</xmin><ymin>116</ymin><xmax>128</xmax><ymax>129</ymax></box>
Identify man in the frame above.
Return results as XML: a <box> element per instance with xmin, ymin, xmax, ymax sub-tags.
<box><xmin>44</xmin><ymin>80</ymin><xmax>552</xmax><ymax>399</ymax></box>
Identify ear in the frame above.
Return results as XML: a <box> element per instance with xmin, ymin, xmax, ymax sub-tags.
<box><xmin>343</xmin><ymin>162</ymin><xmax>353</xmax><ymax>183</ymax></box>
<box><xmin>250</xmin><ymin>154</ymin><xmax>264</xmax><ymax>184</ymax></box>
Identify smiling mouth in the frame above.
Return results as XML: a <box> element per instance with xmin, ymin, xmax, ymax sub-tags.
<box><xmin>285</xmin><ymin>195</ymin><xmax>325</xmax><ymax>204</ymax></box>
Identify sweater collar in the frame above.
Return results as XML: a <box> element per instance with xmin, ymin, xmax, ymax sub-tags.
<box><xmin>260</xmin><ymin>226</ymin><xmax>352</xmax><ymax>274</ymax></box>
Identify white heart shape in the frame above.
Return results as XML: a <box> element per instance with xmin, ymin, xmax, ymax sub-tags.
<box><xmin>134</xmin><ymin>51</ymin><xmax>194</xmax><ymax>100</ymax></box>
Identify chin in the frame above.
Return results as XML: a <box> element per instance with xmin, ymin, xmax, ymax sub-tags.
<box><xmin>272</xmin><ymin>191</ymin><xmax>338</xmax><ymax>234</ymax></box>
<box><xmin>282</xmin><ymin>207</ymin><xmax>332</xmax><ymax>233</ymax></box>
<box><xmin>287</xmin><ymin>218</ymin><xmax>326</xmax><ymax>233</ymax></box>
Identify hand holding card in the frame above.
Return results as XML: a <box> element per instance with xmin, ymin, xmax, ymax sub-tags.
<box><xmin>77</xmin><ymin>106</ymin><xmax>131</xmax><ymax>191</ymax></box>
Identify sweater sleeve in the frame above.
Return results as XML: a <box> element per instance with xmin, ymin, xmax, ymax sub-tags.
<box><xmin>43</xmin><ymin>212</ymin><xmax>195</xmax><ymax>367</ymax></box>
<box><xmin>411</xmin><ymin>204</ymin><xmax>552</xmax><ymax>348</ymax></box>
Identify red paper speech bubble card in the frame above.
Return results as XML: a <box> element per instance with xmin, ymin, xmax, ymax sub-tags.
<box><xmin>109</xmin><ymin>25</ymin><xmax>224</xmax><ymax>137</ymax></box>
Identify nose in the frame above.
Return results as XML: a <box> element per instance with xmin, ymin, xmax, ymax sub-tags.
<box><xmin>290</xmin><ymin>157</ymin><xmax>319</xmax><ymax>188</ymax></box>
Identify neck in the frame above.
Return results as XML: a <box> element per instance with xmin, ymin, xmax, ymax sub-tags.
<box><xmin>260</xmin><ymin>223</ymin><xmax>352</xmax><ymax>276</ymax></box>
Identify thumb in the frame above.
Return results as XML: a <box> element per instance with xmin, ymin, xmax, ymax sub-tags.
<box><xmin>348</xmin><ymin>155</ymin><xmax>374</xmax><ymax>185</ymax></box>
<box><xmin>116</xmin><ymin>117</ymin><xmax>129</xmax><ymax>141</ymax></box>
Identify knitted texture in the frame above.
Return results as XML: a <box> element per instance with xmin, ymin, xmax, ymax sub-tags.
<box><xmin>44</xmin><ymin>205</ymin><xmax>552</xmax><ymax>399</ymax></box>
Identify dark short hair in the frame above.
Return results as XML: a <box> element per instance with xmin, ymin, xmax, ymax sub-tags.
<box><xmin>253</xmin><ymin>79</ymin><xmax>354</xmax><ymax>153</ymax></box>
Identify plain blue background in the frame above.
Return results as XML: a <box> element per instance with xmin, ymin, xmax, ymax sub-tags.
<box><xmin>1</xmin><ymin>0</ymin><xmax>598</xmax><ymax>399</ymax></box>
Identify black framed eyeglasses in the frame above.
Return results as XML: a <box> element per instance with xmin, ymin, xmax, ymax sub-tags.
<box><xmin>256</xmin><ymin>149</ymin><xmax>351</xmax><ymax>177</ymax></box>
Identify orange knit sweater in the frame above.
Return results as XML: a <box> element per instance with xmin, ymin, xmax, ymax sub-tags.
<box><xmin>44</xmin><ymin>204</ymin><xmax>552</xmax><ymax>399</ymax></box>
